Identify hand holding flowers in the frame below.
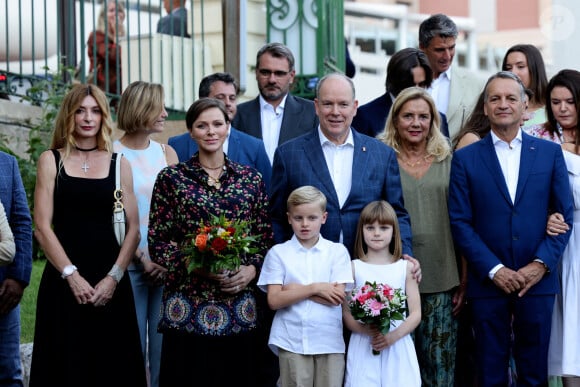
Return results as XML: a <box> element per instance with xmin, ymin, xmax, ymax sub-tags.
<box><xmin>182</xmin><ymin>213</ymin><xmax>259</xmax><ymax>275</ymax></box>
<box><xmin>348</xmin><ymin>281</ymin><xmax>407</xmax><ymax>355</ymax></box>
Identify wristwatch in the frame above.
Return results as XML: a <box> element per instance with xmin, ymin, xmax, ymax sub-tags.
<box><xmin>61</xmin><ymin>265</ymin><xmax>78</xmax><ymax>279</ymax></box>
<box><xmin>533</xmin><ymin>258</ymin><xmax>550</xmax><ymax>274</ymax></box>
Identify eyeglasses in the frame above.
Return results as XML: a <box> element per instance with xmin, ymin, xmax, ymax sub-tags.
<box><xmin>257</xmin><ymin>69</ymin><xmax>291</xmax><ymax>78</ymax></box>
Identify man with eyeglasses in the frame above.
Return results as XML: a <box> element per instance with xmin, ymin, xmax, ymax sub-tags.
<box><xmin>232</xmin><ymin>42</ymin><xmax>318</xmax><ymax>165</ymax></box>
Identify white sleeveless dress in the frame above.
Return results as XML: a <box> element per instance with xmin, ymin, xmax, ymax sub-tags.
<box><xmin>548</xmin><ymin>150</ymin><xmax>580</xmax><ymax>377</ymax></box>
<box><xmin>344</xmin><ymin>259</ymin><xmax>421</xmax><ymax>387</ymax></box>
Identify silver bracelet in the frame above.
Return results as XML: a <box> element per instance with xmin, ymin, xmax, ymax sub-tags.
<box><xmin>107</xmin><ymin>264</ymin><xmax>125</xmax><ymax>283</ymax></box>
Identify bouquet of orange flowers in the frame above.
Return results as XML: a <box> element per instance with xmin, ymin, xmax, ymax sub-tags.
<box><xmin>348</xmin><ymin>281</ymin><xmax>407</xmax><ymax>355</ymax></box>
<box><xmin>182</xmin><ymin>214</ymin><xmax>258</xmax><ymax>274</ymax></box>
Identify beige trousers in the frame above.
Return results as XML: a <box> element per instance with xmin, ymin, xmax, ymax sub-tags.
<box><xmin>278</xmin><ymin>348</ymin><xmax>344</xmax><ymax>387</ymax></box>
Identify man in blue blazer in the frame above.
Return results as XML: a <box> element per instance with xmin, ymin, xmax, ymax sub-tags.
<box><xmin>270</xmin><ymin>73</ymin><xmax>413</xmax><ymax>256</ymax></box>
<box><xmin>0</xmin><ymin>151</ymin><xmax>32</xmax><ymax>386</ymax></box>
<box><xmin>156</xmin><ymin>0</ymin><xmax>190</xmax><ymax>38</ymax></box>
<box><xmin>168</xmin><ymin>72</ymin><xmax>271</xmax><ymax>189</ymax></box>
<box><xmin>232</xmin><ymin>43</ymin><xmax>318</xmax><ymax>164</ymax></box>
<box><xmin>448</xmin><ymin>72</ymin><xmax>573</xmax><ymax>386</ymax></box>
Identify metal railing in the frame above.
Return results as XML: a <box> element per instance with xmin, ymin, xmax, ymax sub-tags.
<box><xmin>0</xmin><ymin>0</ymin><xmax>214</xmax><ymax>111</ymax></box>
<box><xmin>266</xmin><ymin>0</ymin><xmax>345</xmax><ymax>99</ymax></box>
<box><xmin>1</xmin><ymin>0</ymin><xmax>358</xmax><ymax>108</ymax></box>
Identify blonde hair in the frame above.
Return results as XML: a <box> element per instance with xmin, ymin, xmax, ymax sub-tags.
<box><xmin>50</xmin><ymin>84</ymin><xmax>114</xmax><ymax>159</ymax></box>
<box><xmin>97</xmin><ymin>1</ymin><xmax>126</xmax><ymax>41</ymax></box>
<box><xmin>376</xmin><ymin>87</ymin><xmax>450</xmax><ymax>161</ymax></box>
<box><xmin>353</xmin><ymin>201</ymin><xmax>402</xmax><ymax>261</ymax></box>
<box><xmin>117</xmin><ymin>81</ymin><xmax>165</xmax><ymax>134</ymax></box>
<box><xmin>287</xmin><ymin>186</ymin><xmax>327</xmax><ymax>213</ymax></box>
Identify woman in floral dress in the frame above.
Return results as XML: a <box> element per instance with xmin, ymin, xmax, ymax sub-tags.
<box><xmin>148</xmin><ymin>98</ymin><xmax>273</xmax><ymax>387</ymax></box>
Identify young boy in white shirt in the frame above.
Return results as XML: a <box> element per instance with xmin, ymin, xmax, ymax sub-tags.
<box><xmin>258</xmin><ymin>185</ymin><xmax>354</xmax><ymax>387</ymax></box>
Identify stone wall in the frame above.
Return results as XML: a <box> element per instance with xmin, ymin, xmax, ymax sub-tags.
<box><xmin>0</xmin><ymin>99</ymin><xmax>187</xmax><ymax>157</ymax></box>
<box><xmin>0</xmin><ymin>100</ymin><xmax>41</xmax><ymax>159</ymax></box>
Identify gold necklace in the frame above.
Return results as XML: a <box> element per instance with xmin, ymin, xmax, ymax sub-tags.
<box><xmin>398</xmin><ymin>154</ymin><xmax>431</xmax><ymax>168</ymax></box>
<box><xmin>206</xmin><ymin>169</ymin><xmax>224</xmax><ymax>189</ymax></box>
<box><xmin>200</xmin><ymin>162</ymin><xmax>225</xmax><ymax>170</ymax></box>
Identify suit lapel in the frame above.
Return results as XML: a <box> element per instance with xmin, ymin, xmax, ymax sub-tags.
<box><xmin>279</xmin><ymin>95</ymin><xmax>301</xmax><ymax>144</ymax></box>
<box><xmin>447</xmin><ymin>67</ymin><xmax>463</xmax><ymax>125</ymax></box>
<box><xmin>514</xmin><ymin>134</ymin><xmax>538</xmax><ymax>206</ymax></box>
<box><xmin>302</xmin><ymin>133</ymin><xmax>340</xmax><ymax>204</ymax></box>
<box><xmin>244</xmin><ymin>98</ymin><xmax>263</xmax><ymax>139</ymax></box>
<box><xmin>227</xmin><ymin>129</ymin><xmax>240</xmax><ymax>160</ymax></box>
<box><xmin>346</xmin><ymin>131</ymin><xmax>369</xmax><ymax>207</ymax></box>
<box><xmin>480</xmin><ymin>135</ymin><xmax>513</xmax><ymax>206</ymax></box>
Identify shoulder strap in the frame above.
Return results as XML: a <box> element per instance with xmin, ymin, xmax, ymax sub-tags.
<box><xmin>160</xmin><ymin>143</ymin><xmax>169</xmax><ymax>166</ymax></box>
<box><xmin>115</xmin><ymin>153</ymin><xmax>122</xmax><ymax>190</ymax></box>
<box><xmin>50</xmin><ymin>149</ymin><xmax>61</xmax><ymax>168</ymax></box>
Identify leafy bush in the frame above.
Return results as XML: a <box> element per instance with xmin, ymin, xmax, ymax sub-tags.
<box><xmin>0</xmin><ymin>66</ymin><xmax>74</xmax><ymax>258</ymax></box>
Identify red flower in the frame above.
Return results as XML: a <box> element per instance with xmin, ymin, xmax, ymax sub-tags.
<box><xmin>211</xmin><ymin>237</ymin><xmax>228</xmax><ymax>252</ymax></box>
<box><xmin>226</xmin><ymin>227</ymin><xmax>236</xmax><ymax>235</ymax></box>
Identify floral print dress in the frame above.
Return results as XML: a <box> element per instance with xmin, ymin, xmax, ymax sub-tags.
<box><xmin>148</xmin><ymin>154</ymin><xmax>273</xmax><ymax>336</ymax></box>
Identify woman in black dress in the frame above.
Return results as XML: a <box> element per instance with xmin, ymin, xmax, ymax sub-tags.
<box><xmin>30</xmin><ymin>84</ymin><xmax>146</xmax><ymax>386</ymax></box>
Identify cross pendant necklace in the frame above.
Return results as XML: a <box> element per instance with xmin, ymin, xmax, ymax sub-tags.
<box><xmin>81</xmin><ymin>160</ymin><xmax>90</xmax><ymax>173</ymax></box>
<box><xmin>75</xmin><ymin>145</ymin><xmax>97</xmax><ymax>174</ymax></box>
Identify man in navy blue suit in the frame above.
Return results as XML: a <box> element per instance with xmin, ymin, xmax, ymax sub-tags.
<box><xmin>449</xmin><ymin>71</ymin><xmax>573</xmax><ymax>386</ymax></box>
<box><xmin>168</xmin><ymin>72</ymin><xmax>271</xmax><ymax>189</ymax></box>
<box><xmin>270</xmin><ymin>73</ymin><xmax>413</xmax><ymax>257</ymax></box>
<box><xmin>0</xmin><ymin>151</ymin><xmax>32</xmax><ymax>386</ymax></box>
<box><xmin>232</xmin><ymin>42</ymin><xmax>318</xmax><ymax>164</ymax></box>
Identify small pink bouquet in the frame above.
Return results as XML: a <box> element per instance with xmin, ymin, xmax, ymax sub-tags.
<box><xmin>348</xmin><ymin>281</ymin><xmax>408</xmax><ymax>355</ymax></box>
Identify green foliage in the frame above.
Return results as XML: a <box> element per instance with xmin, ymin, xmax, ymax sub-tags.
<box><xmin>0</xmin><ymin>66</ymin><xmax>74</xmax><ymax>259</ymax></box>
<box><xmin>20</xmin><ymin>259</ymin><xmax>45</xmax><ymax>343</ymax></box>
<box><xmin>0</xmin><ymin>66</ymin><xmax>74</xmax><ymax>214</ymax></box>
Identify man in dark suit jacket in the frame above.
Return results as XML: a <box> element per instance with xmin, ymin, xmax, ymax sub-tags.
<box><xmin>232</xmin><ymin>42</ymin><xmax>318</xmax><ymax>164</ymax></box>
<box><xmin>448</xmin><ymin>71</ymin><xmax>573</xmax><ymax>386</ymax></box>
<box><xmin>157</xmin><ymin>0</ymin><xmax>190</xmax><ymax>38</ymax></box>
<box><xmin>168</xmin><ymin>72</ymin><xmax>271</xmax><ymax>188</ymax></box>
<box><xmin>352</xmin><ymin>47</ymin><xmax>449</xmax><ymax>138</ymax></box>
<box><xmin>0</xmin><ymin>151</ymin><xmax>32</xmax><ymax>386</ymax></box>
<box><xmin>270</xmin><ymin>73</ymin><xmax>413</xmax><ymax>256</ymax></box>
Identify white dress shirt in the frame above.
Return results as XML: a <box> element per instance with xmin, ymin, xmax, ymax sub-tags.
<box><xmin>488</xmin><ymin>128</ymin><xmax>523</xmax><ymax>279</ymax></box>
<box><xmin>257</xmin><ymin>235</ymin><xmax>354</xmax><ymax>355</ymax></box>
<box><xmin>260</xmin><ymin>94</ymin><xmax>287</xmax><ymax>164</ymax></box>
<box><xmin>428</xmin><ymin>68</ymin><xmax>451</xmax><ymax>115</ymax></box>
<box><xmin>318</xmin><ymin>127</ymin><xmax>354</xmax><ymax>208</ymax></box>
<box><xmin>491</xmin><ymin>129</ymin><xmax>522</xmax><ymax>204</ymax></box>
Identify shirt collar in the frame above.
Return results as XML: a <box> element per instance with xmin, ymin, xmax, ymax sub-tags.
<box><xmin>435</xmin><ymin>67</ymin><xmax>452</xmax><ymax>82</ymax></box>
<box><xmin>290</xmin><ymin>234</ymin><xmax>325</xmax><ymax>252</ymax></box>
<box><xmin>491</xmin><ymin>128</ymin><xmax>523</xmax><ymax>146</ymax></box>
<box><xmin>317</xmin><ymin>126</ymin><xmax>355</xmax><ymax>148</ymax></box>
<box><xmin>259</xmin><ymin>93</ymin><xmax>288</xmax><ymax>111</ymax></box>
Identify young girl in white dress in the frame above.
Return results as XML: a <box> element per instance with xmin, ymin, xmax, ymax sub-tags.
<box><xmin>343</xmin><ymin>200</ymin><xmax>421</xmax><ymax>387</ymax></box>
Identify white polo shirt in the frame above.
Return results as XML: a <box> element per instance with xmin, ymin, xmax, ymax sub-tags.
<box><xmin>258</xmin><ymin>235</ymin><xmax>354</xmax><ymax>355</ymax></box>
